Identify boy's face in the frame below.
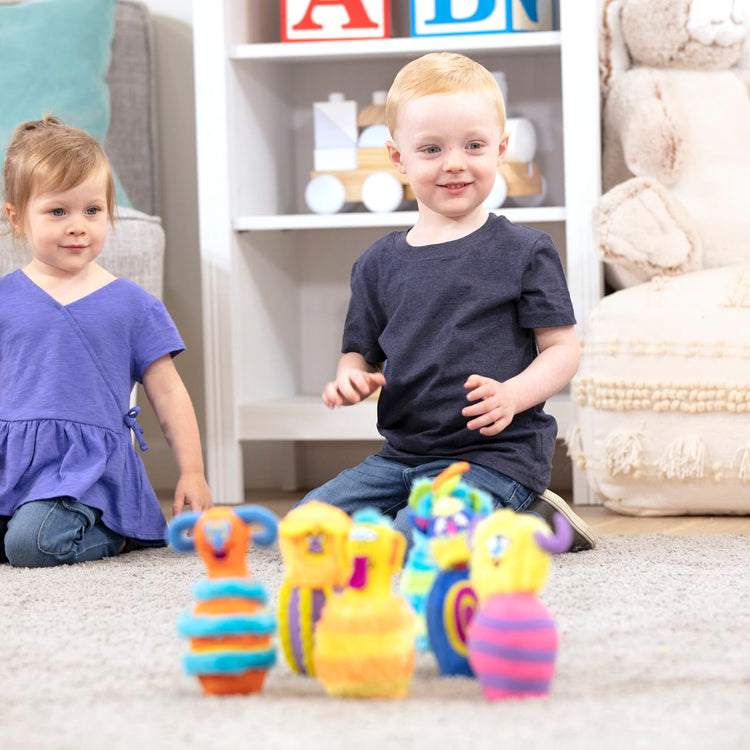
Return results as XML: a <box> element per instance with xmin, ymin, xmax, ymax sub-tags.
<box><xmin>387</xmin><ymin>91</ymin><xmax>508</xmax><ymax>223</ymax></box>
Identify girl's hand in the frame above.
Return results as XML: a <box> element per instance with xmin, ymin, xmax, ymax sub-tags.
<box><xmin>462</xmin><ymin>374</ymin><xmax>517</xmax><ymax>436</ymax></box>
<box><xmin>322</xmin><ymin>370</ymin><xmax>386</xmax><ymax>408</ymax></box>
<box><xmin>172</xmin><ymin>472</ymin><xmax>213</xmax><ymax>516</ymax></box>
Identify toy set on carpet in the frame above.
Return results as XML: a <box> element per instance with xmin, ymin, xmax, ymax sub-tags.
<box><xmin>167</xmin><ymin>462</ymin><xmax>571</xmax><ymax>700</ymax></box>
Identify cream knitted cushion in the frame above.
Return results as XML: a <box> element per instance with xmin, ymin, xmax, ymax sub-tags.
<box><xmin>571</xmin><ymin>263</ymin><xmax>750</xmax><ymax>515</ymax></box>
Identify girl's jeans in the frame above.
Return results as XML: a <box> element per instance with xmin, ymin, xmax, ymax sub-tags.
<box><xmin>0</xmin><ymin>498</ymin><xmax>124</xmax><ymax>567</ymax></box>
<box><xmin>298</xmin><ymin>455</ymin><xmax>536</xmax><ymax>542</ymax></box>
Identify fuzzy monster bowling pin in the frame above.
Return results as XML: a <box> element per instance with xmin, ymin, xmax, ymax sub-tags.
<box><xmin>167</xmin><ymin>505</ymin><xmax>279</xmax><ymax>695</ymax></box>
<box><xmin>277</xmin><ymin>500</ymin><xmax>353</xmax><ymax>675</ymax></box>
<box><xmin>410</xmin><ymin>462</ymin><xmax>492</xmax><ymax>676</ymax></box>
<box><xmin>467</xmin><ymin>509</ymin><xmax>571</xmax><ymax>700</ymax></box>
<box><xmin>313</xmin><ymin>508</ymin><xmax>416</xmax><ymax>698</ymax></box>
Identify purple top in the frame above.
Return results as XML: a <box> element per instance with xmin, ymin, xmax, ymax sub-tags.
<box><xmin>0</xmin><ymin>270</ymin><xmax>184</xmax><ymax>542</ymax></box>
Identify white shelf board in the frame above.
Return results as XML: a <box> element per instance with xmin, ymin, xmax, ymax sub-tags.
<box><xmin>231</xmin><ymin>33</ymin><xmax>561</xmax><ymax>62</ymax></box>
<box><xmin>237</xmin><ymin>393</ymin><xmax>573</xmax><ymax>442</ymax></box>
<box><xmin>238</xmin><ymin>396</ymin><xmax>381</xmax><ymax>441</ymax></box>
<box><xmin>234</xmin><ymin>206</ymin><xmax>566</xmax><ymax>232</ymax></box>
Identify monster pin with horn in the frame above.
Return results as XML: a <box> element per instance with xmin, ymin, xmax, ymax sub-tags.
<box><xmin>466</xmin><ymin>508</ymin><xmax>572</xmax><ymax>700</ymax></box>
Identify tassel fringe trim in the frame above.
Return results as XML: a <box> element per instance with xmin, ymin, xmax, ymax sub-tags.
<box><xmin>572</xmin><ymin>428</ymin><xmax>750</xmax><ymax>484</ymax></box>
<box><xmin>605</xmin><ymin>431</ymin><xmax>642</xmax><ymax>476</ymax></box>
<box><xmin>658</xmin><ymin>436</ymin><xmax>705</xmax><ymax>480</ymax></box>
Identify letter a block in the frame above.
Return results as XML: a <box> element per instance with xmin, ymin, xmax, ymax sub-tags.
<box><xmin>410</xmin><ymin>0</ymin><xmax>556</xmax><ymax>37</ymax></box>
<box><xmin>282</xmin><ymin>0</ymin><xmax>391</xmax><ymax>42</ymax></box>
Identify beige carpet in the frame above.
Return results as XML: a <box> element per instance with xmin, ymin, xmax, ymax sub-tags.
<box><xmin>1</xmin><ymin>534</ymin><xmax>749</xmax><ymax>750</ymax></box>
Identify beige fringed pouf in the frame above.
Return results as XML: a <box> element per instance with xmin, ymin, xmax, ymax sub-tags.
<box><xmin>570</xmin><ymin>263</ymin><xmax>750</xmax><ymax>515</ymax></box>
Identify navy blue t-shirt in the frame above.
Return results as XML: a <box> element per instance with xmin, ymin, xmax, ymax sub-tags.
<box><xmin>341</xmin><ymin>213</ymin><xmax>576</xmax><ymax>493</ymax></box>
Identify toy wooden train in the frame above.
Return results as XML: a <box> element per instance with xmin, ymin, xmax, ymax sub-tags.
<box><xmin>305</xmin><ymin>92</ymin><xmax>546</xmax><ymax>214</ymax></box>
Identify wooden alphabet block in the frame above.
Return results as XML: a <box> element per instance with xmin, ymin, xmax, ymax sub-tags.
<box><xmin>409</xmin><ymin>0</ymin><xmax>556</xmax><ymax>37</ymax></box>
<box><xmin>282</xmin><ymin>0</ymin><xmax>390</xmax><ymax>42</ymax></box>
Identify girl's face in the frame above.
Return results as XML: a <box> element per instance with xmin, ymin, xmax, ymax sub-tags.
<box><xmin>386</xmin><ymin>90</ymin><xmax>508</xmax><ymax>225</ymax></box>
<box><xmin>7</xmin><ymin>169</ymin><xmax>109</xmax><ymax>277</ymax></box>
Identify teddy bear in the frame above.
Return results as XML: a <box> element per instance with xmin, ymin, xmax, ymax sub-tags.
<box><xmin>594</xmin><ymin>0</ymin><xmax>750</xmax><ymax>289</ymax></box>
<box><xmin>570</xmin><ymin>0</ymin><xmax>750</xmax><ymax>516</ymax></box>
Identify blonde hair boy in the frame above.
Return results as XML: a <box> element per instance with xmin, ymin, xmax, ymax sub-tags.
<box><xmin>385</xmin><ymin>52</ymin><xmax>507</xmax><ymax>138</ymax></box>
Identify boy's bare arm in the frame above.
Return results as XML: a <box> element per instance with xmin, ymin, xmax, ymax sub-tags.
<box><xmin>462</xmin><ymin>325</ymin><xmax>580</xmax><ymax>436</ymax></box>
<box><xmin>322</xmin><ymin>351</ymin><xmax>386</xmax><ymax>408</ymax></box>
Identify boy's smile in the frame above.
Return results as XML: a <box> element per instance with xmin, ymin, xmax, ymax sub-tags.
<box><xmin>387</xmin><ymin>90</ymin><xmax>508</xmax><ymax>237</ymax></box>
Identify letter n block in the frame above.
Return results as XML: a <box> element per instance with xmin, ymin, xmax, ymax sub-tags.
<box><xmin>282</xmin><ymin>0</ymin><xmax>391</xmax><ymax>42</ymax></box>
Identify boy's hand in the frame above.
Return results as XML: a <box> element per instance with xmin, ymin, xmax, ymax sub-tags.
<box><xmin>172</xmin><ymin>472</ymin><xmax>214</xmax><ymax>516</ymax></box>
<box><xmin>462</xmin><ymin>374</ymin><xmax>517</xmax><ymax>436</ymax></box>
<box><xmin>322</xmin><ymin>370</ymin><xmax>386</xmax><ymax>408</ymax></box>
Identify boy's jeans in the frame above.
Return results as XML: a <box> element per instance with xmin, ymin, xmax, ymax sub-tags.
<box><xmin>299</xmin><ymin>455</ymin><xmax>536</xmax><ymax>541</ymax></box>
<box><xmin>0</xmin><ymin>498</ymin><xmax>124</xmax><ymax>567</ymax></box>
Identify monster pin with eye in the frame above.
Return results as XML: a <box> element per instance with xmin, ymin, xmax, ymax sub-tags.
<box><xmin>467</xmin><ymin>508</ymin><xmax>572</xmax><ymax>700</ymax></box>
<box><xmin>410</xmin><ymin>462</ymin><xmax>492</xmax><ymax>677</ymax></box>
<box><xmin>277</xmin><ymin>500</ymin><xmax>353</xmax><ymax>676</ymax></box>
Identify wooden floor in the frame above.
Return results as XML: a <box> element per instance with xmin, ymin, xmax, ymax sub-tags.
<box><xmin>160</xmin><ymin>491</ymin><xmax>750</xmax><ymax>536</ymax></box>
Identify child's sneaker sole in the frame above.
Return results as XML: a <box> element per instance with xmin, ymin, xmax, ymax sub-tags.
<box><xmin>528</xmin><ymin>489</ymin><xmax>597</xmax><ymax>552</ymax></box>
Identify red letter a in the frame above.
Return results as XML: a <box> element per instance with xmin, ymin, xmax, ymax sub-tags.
<box><xmin>292</xmin><ymin>0</ymin><xmax>379</xmax><ymax>30</ymax></box>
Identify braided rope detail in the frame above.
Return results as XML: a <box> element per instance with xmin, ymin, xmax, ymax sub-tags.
<box><xmin>573</xmin><ymin>378</ymin><xmax>750</xmax><ymax>413</ymax></box>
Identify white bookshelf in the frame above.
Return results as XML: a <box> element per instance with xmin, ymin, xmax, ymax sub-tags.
<box><xmin>193</xmin><ymin>0</ymin><xmax>602</xmax><ymax>503</ymax></box>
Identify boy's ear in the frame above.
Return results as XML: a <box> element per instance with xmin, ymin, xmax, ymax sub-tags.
<box><xmin>497</xmin><ymin>132</ymin><xmax>510</xmax><ymax>164</ymax></box>
<box><xmin>386</xmin><ymin>140</ymin><xmax>406</xmax><ymax>173</ymax></box>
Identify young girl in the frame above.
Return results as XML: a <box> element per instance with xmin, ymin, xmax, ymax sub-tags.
<box><xmin>0</xmin><ymin>116</ymin><xmax>213</xmax><ymax>567</ymax></box>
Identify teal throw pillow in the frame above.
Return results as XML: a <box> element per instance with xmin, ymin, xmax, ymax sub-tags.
<box><xmin>0</xmin><ymin>0</ymin><xmax>132</xmax><ymax>207</ymax></box>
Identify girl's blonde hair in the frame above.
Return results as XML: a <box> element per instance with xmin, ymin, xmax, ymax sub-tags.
<box><xmin>386</xmin><ymin>52</ymin><xmax>507</xmax><ymax>138</ymax></box>
<box><xmin>2</xmin><ymin>116</ymin><xmax>116</xmax><ymax>231</ymax></box>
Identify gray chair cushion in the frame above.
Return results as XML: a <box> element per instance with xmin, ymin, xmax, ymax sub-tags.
<box><xmin>106</xmin><ymin>0</ymin><xmax>159</xmax><ymax>217</ymax></box>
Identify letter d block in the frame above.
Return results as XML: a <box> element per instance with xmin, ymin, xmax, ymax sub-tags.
<box><xmin>282</xmin><ymin>0</ymin><xmax>391</xmax><ymax>42</ymax></box>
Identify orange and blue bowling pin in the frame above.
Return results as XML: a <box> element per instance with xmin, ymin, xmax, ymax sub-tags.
<box><xmin>167</xmin><ymin>505</ymin><xmax>279</xmax><ymax>695</ymax></box>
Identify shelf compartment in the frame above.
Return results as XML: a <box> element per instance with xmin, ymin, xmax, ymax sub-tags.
<box><xmin>236</xmin><ymin>393</ymin><xmax>573</xmax><ymax>442</ymax></box>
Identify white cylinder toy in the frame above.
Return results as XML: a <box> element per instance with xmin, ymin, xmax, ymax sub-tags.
<box><xmin>482</xmin><ymin>172</ymin><xmax>509</xmax><ymax>210</ymax></box>
<box><xmin>305</xmin><ymin>174</ymin><xmax>346</xmax><ymax>214</ymax></box>
<box><xmin>505</xmin><ymin>118</ymin><xmax>537</xmax><ymax>163</ymax></box>
<box><xmin>361</xmin><ymin>172</ymin><xmax>403</xmax><ymax>213</ymax></box>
